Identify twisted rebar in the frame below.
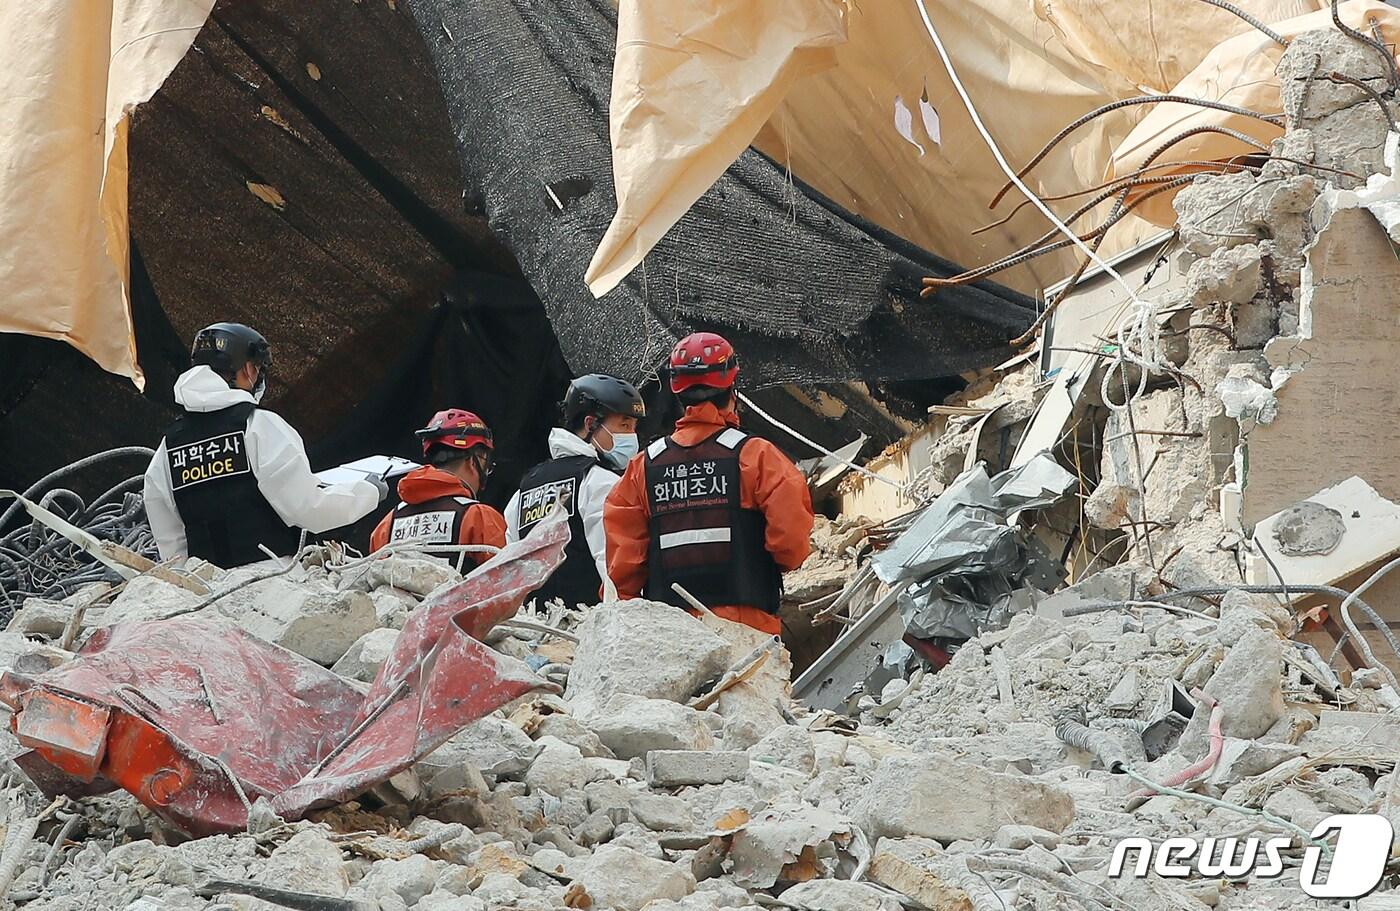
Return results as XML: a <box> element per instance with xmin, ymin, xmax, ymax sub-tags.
<box><xmin>923</xmin><ymin>175</ymin><xmax>1198</xmax><ymax>293</ymax></box>
<box><xmin>1331</xmin><ymin>0</ymin><xmax>1400</xmax><ymax>90</ymax></box>
<box><xmin>1193</xmin><ymin>0</ymin><xmax>1288</xmax><ymax>46</ymax></box>
<box><xmin>989</xmin><ymin>96</ymin><xmax>1284</xmax><ymax>209</ymax></box>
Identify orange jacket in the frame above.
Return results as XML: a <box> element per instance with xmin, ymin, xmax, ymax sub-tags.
<box><xmin>603</xmin><ymin>402</ymin><xmax>813</xmax><ymax>632</ymax></box>
<box><xmin>370</xmin><ymin>466</ymin><xmax>506</xmax><ymax>567</ymax></box>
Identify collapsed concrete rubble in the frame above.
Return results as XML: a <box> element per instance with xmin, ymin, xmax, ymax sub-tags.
<box><xmin>790</xmin><ymin>20</ymin><xmax>1400</xmax><ymax>910</ymax></box>
<box><xmin>6</xmin><ymin>554</ymin><xmax>1395</xmax><ymax>911</ymax></box>
<box><xmin>12</xmin><ymin>21</ymin><xmax>1400</xmax><ymax>911</ymax></box>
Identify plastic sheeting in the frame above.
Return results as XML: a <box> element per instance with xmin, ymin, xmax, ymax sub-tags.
<box><xmin>600</xmin><ymin>0</ymin><xmax>1322</xmax><ymax>295</ymax></box>
<box><xmin>873</xmin><ymin>452</ymin><xmax>1075</xmax><ymax>640</ymax></box>
<box><xmin>0</xmin><ymin>0</ymin><xmax>216</xmax><ymax>388</ymax></box>
<box><xmin>585</xmin><ymin>0</ymin><xmax>848</xmax><ymax>296</ymax></box>
<box><xmin>1109</xmin><ymin>0</ymin><xmax>1400</xmax><ymax>225</ymax></box>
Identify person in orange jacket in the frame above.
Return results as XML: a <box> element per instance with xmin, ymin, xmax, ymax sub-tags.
<box><xmin>604</xmin><ymin>332</ymin><xmax>814</xmax><ymax>635</ymax></box>
<box><xmin>370</xmin><ymin>409</ymin><xmax>506</xmax><ymax>567</ymax></box>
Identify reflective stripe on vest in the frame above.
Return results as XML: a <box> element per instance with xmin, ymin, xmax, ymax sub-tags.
<box><xmin>642</xmin><ymin>428</ymin><xmax>781</xmax><ymax>614</ymax></box>
<box><xmin>658</xmin><ymin>527</ymin><xmax>733</xmax><ymax>549</ymax></box>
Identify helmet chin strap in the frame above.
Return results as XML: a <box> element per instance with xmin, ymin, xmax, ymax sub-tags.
<box><xmin>470</xmin><ymin>450</ymin><xmax>493</xmax><ymax>492</ymax></box>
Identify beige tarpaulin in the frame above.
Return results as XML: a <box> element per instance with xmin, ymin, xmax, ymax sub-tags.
<box><xmin>1109</xmin><ymin>0</ymin><xmax>1400</xmax><ymax>226</ymax></box>
<box><xmin>584</xmin><ymin>0</ymin><xmax>848</xmax><ymax>297</ymax></box>
<box><xmin>595</xmin><ymin>0</ymin><xmax>1326</xmax><ymax>295</ymax></box>
<box><xmin>0</xmin><ymin>0</ymin><xmax>215</xmax><ymax>388</ymax></box>
<box><xmin>1032</xmin><ymin>0</ymin><xmax>1321</xmax><ymax>94</ymax></box>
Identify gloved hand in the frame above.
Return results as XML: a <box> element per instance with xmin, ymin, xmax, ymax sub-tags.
<box><xmin>368</xmin><ymin>474</ymin><xmax>391</xmax><ymax>503</ymax></box>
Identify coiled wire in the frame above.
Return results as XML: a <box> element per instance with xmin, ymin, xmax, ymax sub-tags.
<box><xmin>0</xmin><ymin>448</ymin><xmax>156</xmax><ymax>614</ymax></box>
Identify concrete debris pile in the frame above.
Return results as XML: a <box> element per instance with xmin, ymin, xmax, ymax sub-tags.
<box><xmin>805</xmin><ymin>22</ymin><xmax>1400</xmax><ymax>694</ymax></box>
<box><xmin>0</xmin><ymin>552</ymin><xmax>987</xmax><ymax>911</ymax></box>
<box><xmin>783</xmin><ymin>20</ymin><xmax>1400</xmax><ymax>910</ymax></box>
<box><xmin>863</xmin><ymin>592</ymin><xmax>1400</xmax><ymax>910</ymax></box>
<box><xmin>7</xmin><ymin>551</ymin><xmax>1400</xmax><ymax>911</ymax></box>
<box><xmin>783</xmin><ymin>516</ymin><xmax>870</xmax><ymax>608</ymax></box>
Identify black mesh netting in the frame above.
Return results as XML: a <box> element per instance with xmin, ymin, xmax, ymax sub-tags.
<box><xmin>406</xmin><ymin>0</ymin><xmax>1037</xmax><ymax>389</ymax></box>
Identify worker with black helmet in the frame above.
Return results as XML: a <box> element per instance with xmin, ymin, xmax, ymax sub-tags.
<box><xmin>505</xmin><ymin>373</ymin><xmax>646</xmax><ymax>605</ymax></box>
<box><xmin>143</xmin><ymin>323</ymin><xmax>388</xmax><ymax>568</ymax></box>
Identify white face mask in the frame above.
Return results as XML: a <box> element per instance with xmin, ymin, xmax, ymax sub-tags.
<box><xmin>602</xmin><ymin>432</ymin><xmax>639</xmax><ymax>469</ymax></box>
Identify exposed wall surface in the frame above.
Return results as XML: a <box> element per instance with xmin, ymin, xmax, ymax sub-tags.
<box><xmin>1242</xmin><ymin>207</ymin><xmax>1400</xmax><ymax>526</ymax></box>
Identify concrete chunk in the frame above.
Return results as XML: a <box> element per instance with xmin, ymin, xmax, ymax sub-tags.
<box><xmin>586</xmin><ymin>693</ymin><xmax>716</xmax><ymax>760</ymax></box>
<box><xmin>779</xmin><ymin>880</ymin><xmax>903</xmax><ymax>911</ymax></box>
<box><xmin>104</xmin><ymin>574</ymin><xmax>202</xmax><ymax>624</ymax></box>
<box><xmin>646</xmin><ymin>751</ymin><xmax>749</xmax><ymax>788</ymax></box>
<box><xmin>868</xmin><ymin>849</ymin><xmax>972</xmax><ymax>911</ymax></box>
<box><xmin>565</xmin><ymin>599</ymin><xmax>730</xmax><ymax>716</ymax></box>
<box><xmin>364</xmin><ymin>555</ymin><xmax>460</xmax><ymax>597</ymax></box>
<box><xmin>747</xmin><ymin>725</ymin><xmax>816</xmax><ymax>777</ymax></box>
<box><xmin>629</xmin><ymin>793</ymin><xmax>692</xmax><ymax>832</ymax></box>
<box><xmin>526</xmin><ymin>737</ymin><xmax>604</xmax><ymax>796</ymax></box>
<box><xmin>992</xmin><ymin>824</ymin><xmax>1059</xmax><ymax>850</ymax></box>
<box><xmin>1189</xmin><ymin>628</ymin><xmax>1285</xmax><ymax>746</ymax></box>
<box><xmin>1002</xmin><ymin>614</ymin><xmax>1061</xmax><ymax>659</ymax></box>
<box><xmin>451</xmin><ymin>716</ymin><xmax>540</xmax><ymax>783</ymax></box>
<box><xmin>573</xmin><ymin>844</ymin><xmax>695</xmax><ymax>911</ymax></box>
<box><xmin>331</xmin><ymin>627</ymin><xmax>399</xmax><ymax>682</ymax></box>
<box><xmin>215</xmin><ymin>574</ymin><xmax>377</xmax><ymax>665</ymax></box>
<box><xmin>854</xmin><ymin>755</ymin><xmax>1075</xmax><ymax>842</ymax></box>
<box><xmin>7</xmin><ymin>598</ymin><xmax>72</xmax><ymax>639</ymax></box>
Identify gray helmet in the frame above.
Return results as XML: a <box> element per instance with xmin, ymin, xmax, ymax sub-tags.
<box><xmin>562</xmin><ymin>374</ymin><xmax>646</xmax><ymax>429</ymax></box>
<box><xmin>191</xmin><ymin>323</ymin><xmax>272</xmax><ymax>396</ymax></box>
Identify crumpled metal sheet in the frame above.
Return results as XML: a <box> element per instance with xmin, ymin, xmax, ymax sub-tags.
<box><xmin>271</xmin><ymin>513</ymin><xmax>569</xmax><ymax>817</ymax></box>
<box><xmin>874</xmin><ymin>452</ymin><xmax>1075</xmax><ymax>641</ymax></box>
<box><xmin>5</xmin><ymin>511</ymin><xmax>569</xmax><ymax>836</ymax></box>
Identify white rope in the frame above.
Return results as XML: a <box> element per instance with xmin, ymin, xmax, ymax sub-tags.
<box><xmin>909</xmin><ymin>0</ymin><xmax>1143</xmax><ymax>306</ymax></box>
<box><xmin>910</xmin><ymin>0</ymin><xmax>1172</xmax><ymax>413</ymax></box>
<box><xmin>1337</xmin><ymin>554</ymin><xmax>1400</xmax><ymax>693</ymax></box>
<box><xmin>735</xmin><ymin>391</ymin><xmax>906</xmax><ymax>492</ymax></box>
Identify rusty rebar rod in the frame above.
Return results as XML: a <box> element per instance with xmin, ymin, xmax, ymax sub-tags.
<box><xmin>1193</xmin><ymin>0</ymin><xmax>1287</xmax><ymax>46</ymax></box>
<box><xmin>924</xmin><ymin>175</ymin><xmax>1198</xmax><ymax>293</ymax></box>
<box><xmin>990</xmin><ymin>96</ymin><xmax>1283</xmax><ymax>209</ymax></box>
<box><xmin>1326</xmin><ymin>70</ymin><xmax>1398</xmax><ymax>133</ymax></box>
<box><xmin>1331</xmin><ymin>0</ymin><xmax>1400</xmax><ymax>90</ymax></box>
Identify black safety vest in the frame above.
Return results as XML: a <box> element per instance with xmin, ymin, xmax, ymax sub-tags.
<box><xmin>164</xmin><ymin>402</ymin><xmax>300</xmax><ymax>568</ymax></box>
<box><xmin>643</xmin><ymin>428</ymin><xmax>782</xmax><ymax>614</ymax></box>
<box><xmin>517</xmin><ymin>454</ymin><xmax>615</xmax><ymax>606</ymax></box>
<box><xmin>386</xmin><ymin>495</ymin><xmax>477</xmax><ymax>564</ymax></box>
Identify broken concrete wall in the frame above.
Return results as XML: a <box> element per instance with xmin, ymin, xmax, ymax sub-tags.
<box><xmin>1238</xmin><ymin>206</ymin><xmax>1400</xmax><ymax>527</ymax></box>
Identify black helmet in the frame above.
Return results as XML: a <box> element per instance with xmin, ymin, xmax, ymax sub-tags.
<box><xmin>562</xmin><ymin>374</ymin><xmax>646</xmax><ymax>429</ymax></box>
<box><xmin>191</xmin><ymin>323</ymin><xmax>272</xmax><ymax>395</ymax></box>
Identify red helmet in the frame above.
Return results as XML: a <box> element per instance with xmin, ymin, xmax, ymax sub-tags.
<box><xmin>667</xmin><ymin>332</ymin><xmax>738</xmax><ymax>394</ymax></box>
<box><xmin>415</xmin><ymin>408</ymin><xmax>493</xmax><ymax>457</ymax></box>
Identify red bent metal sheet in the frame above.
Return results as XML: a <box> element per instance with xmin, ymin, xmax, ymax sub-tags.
<box><xmin>2</xmin><ymin>511</ymin><xmax>568</xmax><ymax>836</ymax></box>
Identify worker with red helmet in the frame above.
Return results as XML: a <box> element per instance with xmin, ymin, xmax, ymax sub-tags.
<box><xmin>603</xmin><ymin>332</ymin><xmax>814</xmax><ymax>634</ymax></box>
<box><xmin>369</xmin><ymin>409</ymin><xmax>506</xmax><ymax>566</ymax></box>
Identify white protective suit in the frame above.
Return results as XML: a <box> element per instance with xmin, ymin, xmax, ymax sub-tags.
<box><xmin>143</xmin><ymin>366</ymin><xmax>381</xmax><ymax>562</ymax></box>
<box><xmin>504</xmin><ymin>427</ymin><xmax>621</xmax><ymax>580</ymax></box>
